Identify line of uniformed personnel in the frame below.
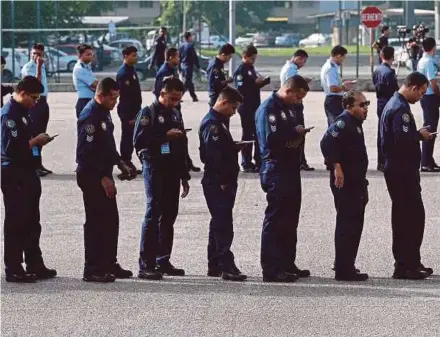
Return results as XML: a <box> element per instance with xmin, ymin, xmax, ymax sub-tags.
<box><xmin>1</xmin><ymin>39</ymin><xmax>437</xmax><ymax>283</ymax></box>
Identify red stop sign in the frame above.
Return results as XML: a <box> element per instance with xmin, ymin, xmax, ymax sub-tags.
<box><xmin>361</xmin><ymin>6</ymin><xmax>383</xmax><ymax>29</ymax></box>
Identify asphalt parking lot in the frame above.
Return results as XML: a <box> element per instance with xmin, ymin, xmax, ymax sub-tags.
<box><xmin>1</xmin><ymin>91</ymin><xmax>439</xmax><ymax>337</ymax></box>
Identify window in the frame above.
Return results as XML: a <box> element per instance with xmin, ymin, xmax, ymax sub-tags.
<box><xmin>298</xmin><ymin>1</ymin><xmax>314</xmax><ymax>8</ymax></box>
<box><xmin>274</xmin><ymin>1</ymin><xmax>290</xmax><ymax>7</ymax></box>
<box><xmin>115</xmin><ymin>1</ymin><xmax>128</xmax><ymax>8</ymax></box>
<box><xmin>139</xmin><ymin>1</ymin><xmax>153</xmax><ymax>8</ymax></box>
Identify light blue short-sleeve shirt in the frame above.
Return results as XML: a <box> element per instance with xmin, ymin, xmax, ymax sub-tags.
<box><xmin>417</xmin><ymin>53</ymin><xmax>437</xmax><ymax>95</ymax></box>
<box><xmin>320</xmin><ymin>58</ymin><xmax>343</xmax><ymax>96</ymax></box>
<box><xmin>280</xmin><ymin>61</ymin><xmax>299</xmax><ymax>85</ymax></box>
<box><xmin>21</xmin><ymin>61</ymin><xmax>48</xmax><ymax>96</ymax></box>
<box><xmin>72</xmin><ymin>61</ymin><xmax>96</xmax><ymax>99</ymax></box>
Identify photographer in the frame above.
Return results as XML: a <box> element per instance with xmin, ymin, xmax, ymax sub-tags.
<box><xmin>373</xmin><ymin>26</ymin><xmax>390</xmax><ymax>65</ymax></box>
<box><xmin>407</xmin><ymin>37</ymin><xmax>420</xmax><ymax>71</ymax></box>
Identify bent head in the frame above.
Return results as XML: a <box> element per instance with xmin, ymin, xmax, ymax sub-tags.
<box><xmin>95</xmin><ymin>77</ymin><xmax>120</xmax><ymax>111</ymax></box>
<box><xmin>159</xmin><ymin>77</ymin><xmax>184</xmax><ymax>109</ymax></box>
<box><xmin>214</xmin><ymin>86</ymin><xmax>243</xmax><ymax>118</ymax></box>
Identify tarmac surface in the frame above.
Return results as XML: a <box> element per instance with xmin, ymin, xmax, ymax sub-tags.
<box><xmin>1</xmin><ymin>92</ymin><xmax>439</xmax><ymax>337</ymax></box>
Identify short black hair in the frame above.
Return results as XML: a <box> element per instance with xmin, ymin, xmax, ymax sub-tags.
<box><xmin>381</xmin><ymin>46</ymin><xmax>394</xmax><ymax>60</ymax></box>
<box><xmin>184</xmin><ymin>31</ymin><xmax>191</xmax><ymax>40</ymax></box>
<box><xmin>160</xmin><ymin>27</ymin><xmax>167</xmax><ymax>32</ymax></box>
<box><xmin>163</xmin><ymin>77</ymin><xmax>184</xmax><ymax>93</ymax></box>
<box><xmin>243</xmin><ymin>45</ymin><xmax>258</xmax><ymax>57</ymax></box>
<box><xmin>293</xmin><ymin>49</ymin><xmax>308</xmax><ymax>58</ymax></box>
<box><xmin>422</xmin><ymin>37</ymin><xmax>436</xmax><ymax>52</ymax></box>
<box><xmin>77</xmin><ymin>44</ymin><xmax>93</xmax><ymax>56</ymax></box>
<box><xmin>342</xmin><ymin>90</ymin><xmax>363</xmax><ymax>109</ymax></box>
<box><xmin>219</xmin><ymin>43</ymin><xmax>235</xmax><ymax>55</ymax></box>
<box><xmin>96</xmin><ymin>77</ymin><xmax>119</xmax><ymax>96</ymax></box>
<box><xmin>331</xmin><ymin>45</ymin><xmax>348</xmax><ymax>57</ymax></box>
<box><xmin>15</xmin><ymin>76</ymin><xmax>44</xmax><ymax>94</ymax></box>
<box><xmin>1</xmin><ymin>56</ymin><xmax>5</xmax><ymax>65</ymax></box>
<box><xmin>381</xmin><ymin>25</ymin><xmax>390</xmax><ymax>33</ymax></box>
<box><xmin>122</xmin><ymin>45</ymin><xmax>138</xmax><ymax>56</ymax></box>
<box><xmin>218</xmin><ymin>86</ymin><xmax>243</xmax><ymax>103</ymax></box>
<box><xmin>166</xmin><ymin>47</ymin><xmax>178</xmax><ymax>60</ymax></box>
<box><xmin>282</xmin><ymin>74</ymin><xmax>309</xmax><ymax>92</ymax></box>
<box><xmin>33</xmin><ymin>43</ymin><xmax>45</xmax><ymax>52</ymax></box>
<box><xmin>404</xmin><ymin>72</ymin><xmax>429</xmax><ymax>88</ymax></box>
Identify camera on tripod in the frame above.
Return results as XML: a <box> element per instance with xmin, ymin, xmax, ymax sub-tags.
<box><xmin>397</xmin><ymin>25</ymin><xmax>411</xmax><ymax>38</ymax></box>
<box><xmin>413</xmin><ymin>24</ymin><xmax>430</xmax><ymax>42</ymax></box>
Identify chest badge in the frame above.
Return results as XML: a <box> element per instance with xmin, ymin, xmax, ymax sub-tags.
<box><xmin>357</xmin><ymin>126</ymin><xmax>362</xmax><ymax>134</ymax></box>
<box><xmin>101</xmin><ymin>121</ymin><xmax>107</xmax><ymax>131</ymax></box>
<box><xmin>248</xmin><ymin>70</ymin><xmax>252</xmax><ymax>75</ymax></box>
<box><xmin>281</xmin><ymin>112</ymin><xmax>287</xmax><ymax>121</ymax></box>
<box><xmin>237</xmin><ymin>75</ymin><xmax>243</xmax><ymax>81</ymax></box>
<box><xmin>125</xmin><ymin>80</ymin><xmax>130</xmax><ymax>86</ymax></box>
<box><xmin>402</xmin><ymin>113</ymin><xmax>411</xmax><ymax>123</ymax></box>
<box><xmin>158</xmin><ymin>115</ymin><xmax>165</xmax><ymax>124</ymax></box>
<box><xmin>140</xmin><ymin>116</ymin><xmax>149</xmax><ymax>126</ymax></box>
<box><xmin>172</xmin><ymin>114</ymin><xmax>179</xmax><ymax>122</ymax></box>
<box><xmin>6</xmin><ymin>119</ymin><xmax>16</xmax><ymax>129</ymax></box>
<box><xmin>133</xmin><ymin>74</ymin><xmax>136</xmax><ymax>80</ymax></box>
<box><xmin>21</xmin><ymin>117</ymin><xmax>28</xmax><ymax>126</ymax></box>
<box><xmin>289</xmin><ymin>110</ymin><xmax>294</xmax><ymax>117</ymax></box>
<box><xmin>268</xmin><ymin>114</ymin><xmax>276</xmax><ymax>124</ymax></box>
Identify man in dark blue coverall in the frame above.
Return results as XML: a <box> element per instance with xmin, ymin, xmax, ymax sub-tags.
<box><xmin>380</xmin><ymin>72</ymin><xmax>434</xmax><ymax>280</ymax></box>
<box><xmin>1</xmin><ymin>76</ymin><xmax>56</xmax><ymax>283</ymax></box>
<box><xmin>134</xmin><ymin>77</ymin><xmax>190</xmax><ymax>280</ymax></box>
<box><xmin>154</xmin><ymin>48</ymin><xmax>200</xmax><ymax>172</ymax></box>
<box><xmin>320</xmin><ymin>90</ymin><xmax>370</xmax><ymax>281</ymax></box>
<box><xmin>233</xmin><ymin>45</ymin><xmax>270</xmax><ymax>172</ymax></box>
<box><xmin>179</xmin><ymin>31</ymin><xmax>200</xmax><ymax>102</ymax></box>
<box><xmin>256</xmin><ymin>75</ymin><xmax>313</xmax><ymax>283</ymax></box>
<box><xmin>199</xmin><ymin>86</ymin><xmax>247</xmax><ymax>282</ymax></box>
<box><xmin>116</xmin><ymin>46</ymin><xmax>143</xmax><ymax>177</ymax></box>
<box><xmin>149</xmin><ymin>27</ymin><xmax>168</xmax><ymax>71</ymax></box>
<box><xmin>207</xmin><ymin>43</ymin><xmax>235</xmax><ymax>127</ymax></box>
<box><xmin>372</xmin><ymin>46</ymin><xmax>399</xmax><ymax>172</ymax></box>
<box><xmin>76</xmin><ymin>78</ymin><xmax>135</xmax><ymax>283</ymax></box>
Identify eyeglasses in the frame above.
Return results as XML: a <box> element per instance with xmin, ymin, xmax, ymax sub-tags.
<box><xmin>29</xmin><ymin>94</ymin><xmax>41</xmax><ymax>101</ymax></box>
<box><xmin>358</xmin><ymin>101</ymin><xmax>370</xmax><ymax>108</ymax></box>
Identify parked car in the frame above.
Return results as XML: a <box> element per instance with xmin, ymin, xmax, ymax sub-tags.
<box><xmin>45</xmin><ymin>47</ymin><xmax>79</xmax><ymax>73</ymax></box>
<box><xmin>252</xmin><ymin>33</ymin><xmax>275</xmax><ymax>47</ymax></box>
<box><xmin>275</xmin><ymin>33</ymin><xmax>301</xmax><ymax>47</ymax></box>
<box><xmin>1</xmin><ymin>49</ymin><xmax>22</xmax><ymax>82</ymax></box>
<box><xmin>201</xmin><ymin>35</ymin><xmax>228</xmax><ymax>49</ymax></box>
<box><xmin>235</xmin><ymin>33</ymin><xmax>256</xmax><ymax>47</ymax></box>
<box><xmin>298</xmin><ymin>33</ymin><xmax>331</xmax><ymax>47</ymax></box>
<box><xmin>107</xmin><ymin>39</ymin><xmax>145</xmax><ymax>58</ymax></box>
<box><xmin>55</xmin><ymin>44</ymin><xmax>112</xmax><ymax>70</ymax></box>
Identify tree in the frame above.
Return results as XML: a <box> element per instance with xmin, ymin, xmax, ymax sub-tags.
<box><xmin>158</xmin><ymin>1</ymin><xmax>273</xmax><ymax>37</ymax></box>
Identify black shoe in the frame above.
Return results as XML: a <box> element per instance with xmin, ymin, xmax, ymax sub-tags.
<box><xmin>36</xmin><ymin>168</ymin><xmax>49</xmax><ymax>177</ymax></box>
<box><xmin>433</xmin><ymin>163</ymin><xmax>440</xmax><ymax>169</ymax></box>
<box><xmin>421</xmin><ymin>166</ymin><xmax>440</xmax><ymax>172</ymax></box>
<box><xmin>136</xmin><ymin>169</ymin><xmax>143</xmax><ymax>175</ymax></box>
<box><xmin>26</xmin><ymin>266</ymin><xmax>57</xmax><ymax>280</ymax></box>
<box><xmin>377</xmin><ymin>164</ymin><xmax>385</xmax><ymax>172</ymax></box>
<box><xmin>335</xmin><ymin>270</ymin><xmax>369</xmax><ymax>281</ymax></box>
<box><xmin>286</xmin><ymin>265</ymin><xmax>311</xmax><ymax>278</ymax></box>
<box><xmin>300</xmin><ymin>164</ymin><xmax>315</xmax><ymax>171</ymax></box>
<box><xmin>393</xmin><ymin>268</ymin><xmax>430</xmax><ymax>280</ymax></box>
<box><xmin>82</xmin><ymin>273</ymin><xmax>116</xmax><ymax>282</ymax></box>
<box><xmin>109</xmin><ymin>263</ymin><xmax>133</xmax><ymax>279</ymax></box>
<box><xmin>331</xmin><ymin>264</ymin><xmax>360</xmax><ymax>273</ymax></box>
<box><xmin>189</xmin><ymin>165</ymin><xmax>201</xmax><ymax>172</ymax></box>
<box><xmin>207</xmin><ymin>268</ymin><xmax>222</xmax><ymax>277</ymax></box>
<box><xmin>420</xmin><ymin>264</ymin><xmax>434</xmax><ymax>276</ymax></box>
<box><xmin>157</xmin><ymin>263</ymin><xmax>185</xmax><ymax>276</ymax></box>
<box><xmin>40</xmin><ymin>165</ymin><xmax>53</xmax><ymax>174</ymax></box>
<box><xmin>222</xmin><ymin>269</ymin><xmax>247</xmax><ymax>281</ymax></box>
<box><xmin>138</xmin><ymin>268</ymin><xmax>163</xmax><ymax>280</ymax></box>
<box><xmin>192</xmin><ymin>97</ymin><xmax>199</xmax><ymax>102</ymax></box>
<box><xmin>5</xmin><ymin>271</ymin><xmax>37</xmax><ymax>283</ymax></box>
<box><xmin>263</xmin><ymin>272</ymin><xmax>298</xmax><ymax>283</ymax></box>
<box><xmin>242</xmin><ymin>165</ymin><xmax>259</xmax><ymax>173</ymax></box>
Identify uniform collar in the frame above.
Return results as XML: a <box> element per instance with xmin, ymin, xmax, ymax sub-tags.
<box><xmin>215</xmin><ymin>56</ymin><xmax>223</xmax><ymax>67</ymax></box>
<box><xmin>343</xmin><ymin>110</ymin><xmax>363</xmax><ymax>125</ymax></box>
<box><xmin>329</xmin><ymin>58</ymin><xmax>340</xmax><ymax>68</ymax></box>
<box><xmin>10</xmin><ymin>98</ymin><xmax>29</xmax><ymax>116</ymax></box>
<box><xmin>381</xmin><ymin>62</ymin><xmax>391</xmax><ymax>69</ymax></box>
<box><xmin>271</xmin><ymin>91</ymin><xmax>290</xmax><ymax>110</ymax></box>
<box><xmin>91</xmin><ymin>99</ymin><xmax>109</xmax><ymax>115</ymax></box>
<box><xmin>209</xmin><ymin>108</ymin><xmax>228</xmax><ymax>123</ymax></box>
<box><xmin>288</xmin><ymin>61</ymin><xmax>299</xmax><ymax>70</ymax></box>
<box><xmin>423</xmin><ymin>52</ymin><xmax>434</xmax><ymax>59</ymax></box>
<box><xmin>154</xmin><ymin>99</ymin><xmax>174</xmax><ymax>114</ymax></box>
<box><xmin>123</xmin><ymin>62</ymin><xmax>134</xmax><ymax>69</ymax></box>
<box><xmin>395</xmin><ymin>92</ymin><xmax>411</xmax><ymax>109</ymax></box>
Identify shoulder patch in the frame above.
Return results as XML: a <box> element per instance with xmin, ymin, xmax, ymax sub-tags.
<box><xmin>237</xmin><ymin>74</ymin><xmax>243</xmax><ymax>81</ymax></box>
<box><xmin>336</xmin><ymin>120</ymin><xmax>345</xmax><ymax>129</ymax></box>
<box><xmin>210</xmin><ymin>124</ymin><xmax>219</xmax><ymax>134</ymax></box>
<box><xmin>6</xmin><ymin>119</ymin><xmax>16</xmax><ymax>129</ymax></box>
<box><xmin>85</xmin><ymin>124</ymin><xmax>95</xmax><ymax>134</ymax></box>
<box><xmin>213</xmin><ymin>68</ymin><xmax>219</xmax><ymax>74</ymax></box>
<box><xmin>125</xmin><ymin>80</ymin><xmax>130</xmax><ymax>86</ymax></box>
<box><xmin>402</xmin><ymin>113</ymin><xmax>410</xmax><ymax>123</ymax></box>
<box><xmin>140</xmin><ymin>116</ymin><xmax>149</xmax><ymax>126</ymax></box>
<box><xmin>268</xmin><ymin>114</ymin><xmax>276</xmax><ymax>124</ymax></box>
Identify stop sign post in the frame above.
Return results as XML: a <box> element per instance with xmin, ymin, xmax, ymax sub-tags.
<box><xmin>361</xmin><ymin>6</ymin><xmax>383</xmax><ymax>76</ymax></box>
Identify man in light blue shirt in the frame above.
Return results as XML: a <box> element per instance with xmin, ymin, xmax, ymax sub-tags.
<box><xmin>280</xmin><ymin>49</ymin><xmax>314</xmax><ymax>171</ymax></box>
<box><xmin>72</xmin><ymin>44</ymin><xmax>98</xmax><ymax>118</ymax></box>
<box><xmin>21</xmin><ymin>43</ymin><xmax>51</xmax><ymax>176</ymax></box>
<box><xmin>417</xmin><ymin>37</ymin><xmax>440</xmax><ymax>172</ymax></box>
<box><xmin>320</xmin><ymin>45</ymin><xmax>355</xmax><ymax>126</ymax></box>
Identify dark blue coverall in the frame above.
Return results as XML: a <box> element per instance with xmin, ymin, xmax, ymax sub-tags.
<box><xmin>116</xmin><ymin>63</ymin><xmax>142</xmax><ymax>165</ymax></box>
<box><xmin>372</xmin><ymin>62</ymin><xmax>399</xmax><ymax>168</ymax></box>
<box><xmin>154</xmin><ymin>62</ymin><xmax>178</xmax><ymax>101</ymax></box>
<box><xmin>76</xmin><ymin>99</ymin><xmax>122</xmax><ymax>277</ymax></box>
<box><xmin>179</xmin><ymin>41</ymin><xmax>200</xmax><ymax>100</ymax></box>
<box><xmin>134</xmin><ymin>101</ymin><xmax>190</xmax><ymax>270</ymax></box>
<box><xmin>320</xmin><ymin>111</ymin><xmax>369</xmax><ymax>274</ymax></box>
<box><xmin>199</xmin><ymin>108</ymin><xmax>240</xmax><ymax>273</ymax></box>
<box><xmin>380</xmin><ymin>92</ymin><xmax>426</xmax><ymax>270</ymax></box>
<box><xmin>233</xmin><ymin>62</ymin><xmax>261</xmax><ymax>170</ymax></box>
<box><xmin>207</xmin><ymin>57</ymin><xmax>229</xmax><ymax>128</ymax></box>
<box><xmin>255</xmin><ymin>92</ymin><xmax>303</xmax><ymax>277</ymax></box>
<box><xmin>151</xmin><ymin>35</ymin><xmax>167</xmax><ymax>69</ymax></box>
<box><xmin>1</xmin><ymin>99</ymin><xmax>45</xmax><ymax>274</ymax></box>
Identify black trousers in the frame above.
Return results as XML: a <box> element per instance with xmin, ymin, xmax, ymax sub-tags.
<box><xmin>76</xmin><ymin>172</ymin><xmax>120</xmax><ymax>275</ymax></box>
<box><xmin>384</xmin><ymin>168</ymin><xmax>425</xmax><ymax>270</ymax></box>
<box><xmin>181</xmin><ymin>66</ymin><xmax>197</xmax><ymax>99</ymax></box>
<box><xmin>420</xmin><ymin>95</ymin><xmax>439</xmax><ymax>167</ymax></box>
<box><xmin>120</xmin><ymin>120</ymin><xmax>136</xmax><ymax>163</ymax></box>
<box><xmin>2</xmin><ymin>167</ymin><xmax>44</xmax><ymax>273</ymax></box>
<box><xmin>29</xmin><ymin>97</ymin><xmax>50</xmax><ymax>167</ymax></box>
<box><xmin>293</xmin><ymin>102</ymin><xmax>308</xmax><ymax>166</ymax></box>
